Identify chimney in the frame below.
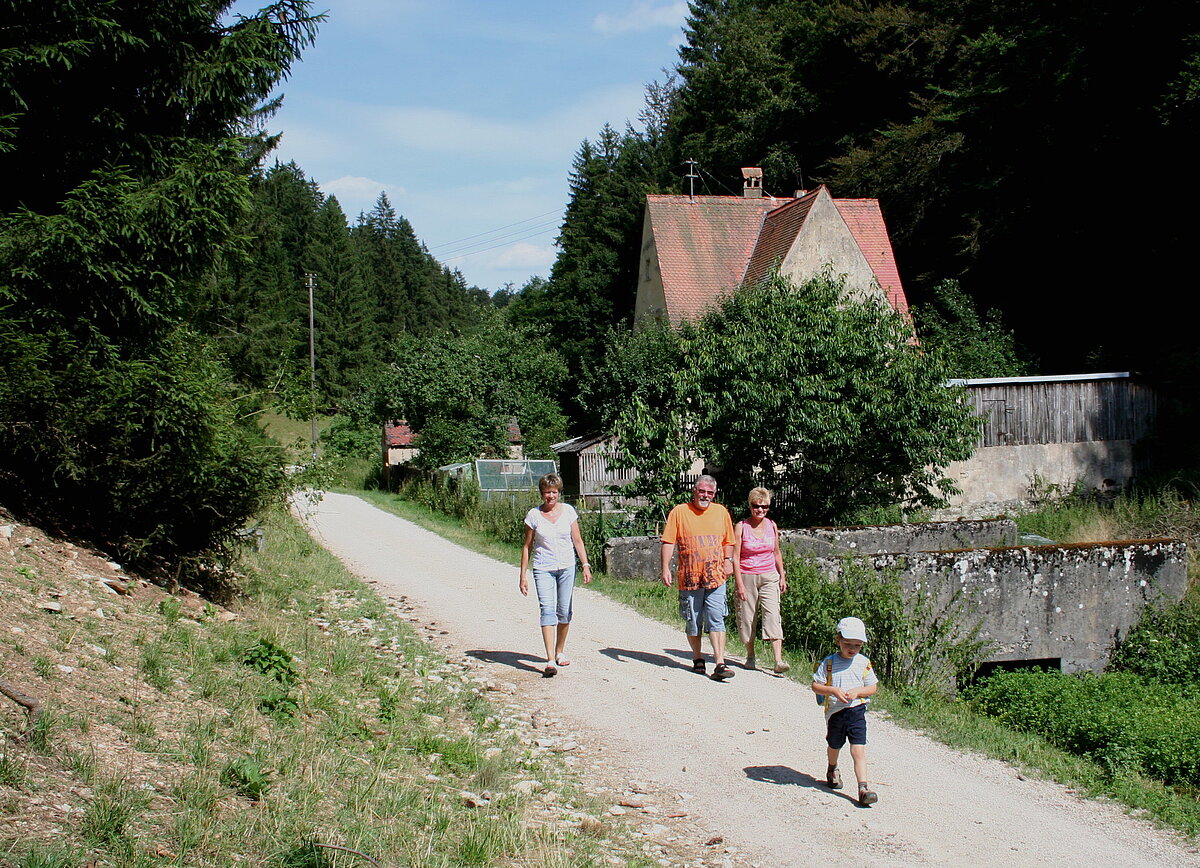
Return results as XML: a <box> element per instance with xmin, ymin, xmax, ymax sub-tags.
<box><xmin>741</xmin><ymin>167</ymin><xmax>763</xmax><ymax>198</ymax></box>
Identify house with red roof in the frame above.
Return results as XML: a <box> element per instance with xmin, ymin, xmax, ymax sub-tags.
<box><xmin>635</xmin><ymin>175</ymin><xmax>909</xmax><ymax>324</ymax></box>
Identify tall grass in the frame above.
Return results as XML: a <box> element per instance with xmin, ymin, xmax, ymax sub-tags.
<box><xmin>0</xmin><ymin>508</ymin><xmax>657</xmax><ymax>868</ymax></box>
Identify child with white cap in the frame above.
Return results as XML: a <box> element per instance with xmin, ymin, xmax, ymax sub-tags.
<box><xmin>811</xmin><ymin>616</ymin><xmax>879</xmax><ymax>805</ymax></box>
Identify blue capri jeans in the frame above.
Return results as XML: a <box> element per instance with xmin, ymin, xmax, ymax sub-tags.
<box><xmin>533</xmin><ymin>568</ymin><xmax>575</xmax><ymax>627</ymax></box>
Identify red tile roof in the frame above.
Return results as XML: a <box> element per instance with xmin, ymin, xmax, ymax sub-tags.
<box><xmin>384</xmin><ymin>420</ymin><xmax>417</xmax><ymax>447</ymax></box>
<box><xmin>648</xmin><ymin>188</ymin><xmax>909</xmax><ymax>320</ymax></box>
<box><xmin>743</xmin><ymin>190</ymin><xmax>819</xmax><ymax>286</ymax></box>
<box><xmin>833</xmin><ymin>198</ymin><xmax>909</xmax><ymax>317</ymax></box>
<box><xmin>646</xmin><ymin>194</ymin><xmax>782</xmax><ymax>321</ymax></box>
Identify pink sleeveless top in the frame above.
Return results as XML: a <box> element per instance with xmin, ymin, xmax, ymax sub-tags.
<box><xmin>738</xmin><ymin>520</ymin><xmax>777</xmax><ymax>573</ymax></box>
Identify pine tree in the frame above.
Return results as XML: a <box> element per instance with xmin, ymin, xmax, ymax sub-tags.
<box><xmin>305</xmin><ymin>197</ymin><xmax>375</xmax><ymax>409</ymax></box>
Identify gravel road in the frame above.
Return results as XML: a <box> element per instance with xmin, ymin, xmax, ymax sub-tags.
<box><xmin>299</xmin><ymin>492</ymin><xmax>1199</xmax><ymax>868</ymax></box>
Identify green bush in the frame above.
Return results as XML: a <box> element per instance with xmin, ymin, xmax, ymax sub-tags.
<box><xmin>967</xmin><ymin>669</ymin><xmax>1200</xmax><ymax>786</ymax></box>
<box><xmin>1108</xmin><ymin>599</ymin><xmax>1200</xmax><ymax>687</ymax></box>
<box><xmin>779</xmin><ymin>553</ymin><xmax>988</xmax><ymax>690</ymax></box>
<box><xmin>0</xmin><ymin>326</ymin><xmax>287</xmax><ymax>579</ymax></box>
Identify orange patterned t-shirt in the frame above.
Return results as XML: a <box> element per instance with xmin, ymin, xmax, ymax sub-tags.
<box><xmin>661</xmin><ymin>502</ymin><xmax>734</xmax><ymax>591</ymax></box>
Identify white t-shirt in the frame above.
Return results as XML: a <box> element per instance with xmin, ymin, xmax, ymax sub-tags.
<box><xmin>812</xmin><ymin>652</ymin><xmax>877</xmax><ymax>719</ymax></box>
<box><xmin>524</xmin><ymin>503</ymin><xmax>580</xmax><ymax>571</ymax></box>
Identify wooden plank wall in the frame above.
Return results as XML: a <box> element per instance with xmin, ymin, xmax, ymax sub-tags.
<box><xmin>967</xmin><ymin>379</ymin><xmax>1155</xmax><ymax>447</ymax></box>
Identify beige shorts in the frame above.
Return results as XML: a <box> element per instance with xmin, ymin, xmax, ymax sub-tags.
<box><xmin>736</xmin><ymin>571</ymin><xmax>783</xmax><ymax>642</ymax></box>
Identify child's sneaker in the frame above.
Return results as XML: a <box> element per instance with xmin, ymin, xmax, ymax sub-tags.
<box><xmin>858</xmin><ymin>787</ymin><xmax>878</xmax><ymax>806</ymax></box>
<box><xmin>825</xmin><ymin>767</ymin><xmax>842</xmax><ymax>789</ymax></box>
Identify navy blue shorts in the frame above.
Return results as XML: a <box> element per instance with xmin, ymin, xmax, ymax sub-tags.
<box><xmin>826</xmin><ymin>704</ymin><xmax>868</xmax><ymax>749</ymax></box>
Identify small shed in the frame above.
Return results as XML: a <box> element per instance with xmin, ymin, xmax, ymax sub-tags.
<box><xmin>941</xmin><ymin>372</ymin><xmax>1155</xmax><ymax>513</ymax></box>
<box><xmin>552</xmin><ymin>435</ymin><xmax>642</xmax><ymax>506</ymax></box>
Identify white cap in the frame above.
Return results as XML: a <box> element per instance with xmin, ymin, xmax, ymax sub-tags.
<box><xmin>837</xmin><ymin>616</ymin><xmax>867</xmax><ymax>642</ymax></box>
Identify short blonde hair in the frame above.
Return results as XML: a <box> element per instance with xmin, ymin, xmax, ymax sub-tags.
<box><xmin>748</xmin><ymin>486</ymin><xmax>772</xmax><ymax>506</ymax></box>
<box><xmin>538</xmin><ymin>473</ymin><xmax>563</xmax><ymax>493</ymax></box>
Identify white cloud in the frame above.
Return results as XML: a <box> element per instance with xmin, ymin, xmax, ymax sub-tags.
<box><xmin>490</xmin><ymin>242</ymin><xmax>556</xmax><ymax>271</ymax></box>
<box><xmin>358</xmin><ymin>82</ymin><xmax>646</xmax><ymax>164</ymax></box>
<box><xmin>321</xmin><ymin>176</ymin><xmax>408</xmax><ymax>215</ymax></box>
<box><xmin>594</xmin><ymin>1</ymin><xmax>687</xmax><ymax>35</ymax></box>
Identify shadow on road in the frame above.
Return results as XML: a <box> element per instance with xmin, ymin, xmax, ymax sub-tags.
<box><xmin>466</xmin><ymin>649</ymin><xmax>545</xmax><ymax>674</ymax></box>
<box><xmin>599</xmin><ymin>647</ymin><xmax>694</xmax><ymax>671</ymax></box>
<box><xmin>744</xmin><ymin>765</ymin><xmax>869</xmax><ymax>806</ymax></box>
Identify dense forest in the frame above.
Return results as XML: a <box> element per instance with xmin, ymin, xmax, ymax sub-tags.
<box><xmin>4</xmin><ymin>0</ymin><xmax>1199</xmax><ymax>573</ymax></box>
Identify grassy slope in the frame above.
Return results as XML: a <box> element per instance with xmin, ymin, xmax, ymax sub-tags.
<box><xmin>0</xmin><ymin>504</ymin><xmax>663</xmax><ymax>867</ymax></box>
<box><xmin>357</xmin><ymin>488</ymin><xmax>1200</xmax><ymax>839</ymax></box>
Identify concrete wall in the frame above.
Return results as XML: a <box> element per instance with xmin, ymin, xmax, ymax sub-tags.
<box><xmin>604</xmin><ymin>519</ymin><xmax>1018</xmax><ymax>580</ymax></box>
<box><xmin>939</xmin><ymin>440</ymin><xmax>1136</xmax><ymax>518</ymax></box>
<box><xmin>816</xmin><ymin>540</ymin><xmax>1188</xmax><ymax>672</ymax></box>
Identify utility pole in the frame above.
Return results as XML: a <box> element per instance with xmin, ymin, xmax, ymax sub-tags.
<box><xmin>306</xmin><ymin>272</ymin><xmax>317</xmax><ymax>459</ymax></box>
<box><xmin>684</xmin><ymin>159</ymin><xmax>699</xmax><ymax>202</ymax></box>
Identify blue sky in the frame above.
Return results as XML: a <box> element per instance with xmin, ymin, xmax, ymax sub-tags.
<box><xmin>238</xmin><ymin>1</ymin><xmax>689</xmax><ymax>293</ymax></box>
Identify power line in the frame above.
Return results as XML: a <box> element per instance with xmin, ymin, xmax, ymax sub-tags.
<box><xmin>441</xmin><ymin>223</ymin><xmax>559</xmax><ymax>264</ymax></box>
<box><xmin>436</xmin><ymin>218</ymin><xmax>560</xmax><ymax>260</ymax></box>
<box><xmin>425</xmin><ymin>208</ymin><xmax>562</xmax><ymax>252</ymax></box>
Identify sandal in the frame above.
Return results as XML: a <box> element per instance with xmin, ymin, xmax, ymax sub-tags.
<box><xmin>555</xmin><ymin>654</ymin><xmax>571</xmax><ymax>667</ymax></box>
<box><xmin>692</xmin><ymin>659</ymin><xmax>706</xmax><ymax>674</ymax></box>
<box><xmin>543</xmin><ymin>663</ymin><xmax>557</xmax><ymax>678</ymax></box>
<box><xmin>710</xmin><ymin>663</ymin><xmax>735</xmax><ymax>681</ymax></box>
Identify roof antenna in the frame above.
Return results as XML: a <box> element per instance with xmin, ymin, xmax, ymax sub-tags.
<box><xmin>684</xmin><ymin>159</ymin><xmax>699</xmax><ymax>202</ymax></box>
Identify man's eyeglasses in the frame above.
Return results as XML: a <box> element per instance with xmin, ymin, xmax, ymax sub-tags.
<box><xmin>750</xmin><ymin>503</ymin><xmax>770</xmax><ymax>510</ymax></box>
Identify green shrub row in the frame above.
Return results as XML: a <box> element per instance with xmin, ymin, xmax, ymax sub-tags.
<box><xmin>776</xmin><ymin>554</ymin><xmax>988</xmax><ymax>690</ymax></box>
<box><xmin>966</xmin><ymin>669</ymin><xmax>1200</xmax><ymax>787</ymax></box>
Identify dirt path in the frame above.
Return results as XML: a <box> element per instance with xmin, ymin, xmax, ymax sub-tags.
<box><xmin>298</xmin><ymin>492</ymin><xmax>1199</xmax><ymax>867</ymax></box>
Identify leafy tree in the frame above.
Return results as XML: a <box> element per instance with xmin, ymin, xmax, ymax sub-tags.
<box><xmin>604</xmin><ymin>274</ymin><xmax>979</xmax><ymax>524</ymax></box>
<box><xmin>354</xmin><ymin>310</ymin><xmax>568</xmax><ymax>469</ymax></box>
<box><xmin>0</xmin><ymin>0</ymin><xmax>319</xmax><ymax>575</ymax></box>
<box><xmin>912</xmin><ymin>280</ymin><xmax>1035</xmax><ymax>379</ymax></box>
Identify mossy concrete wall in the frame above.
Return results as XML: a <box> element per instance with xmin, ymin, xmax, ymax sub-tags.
<box><xmin>816</xmin><ymin>540</ymin><xmax>1188</xmax><ymax>673</ymax></box>
<box><xmin>603</xmin><ymin>518</ymin><xmax>1018</xmax><ymax>580</ymax></box>
<box><xmin>604</xmin><ymin>524</ymin><xmax>1186</xmax><ymax>672</ymax></box>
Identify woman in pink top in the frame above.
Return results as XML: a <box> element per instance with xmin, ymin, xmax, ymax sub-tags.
<box><xmin>733</xmin><ymin>487</ymin><xmax>789</xmax><ymax>673</ymax></box>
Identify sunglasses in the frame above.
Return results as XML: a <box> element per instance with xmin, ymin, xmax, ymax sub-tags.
<box><xmin>750</xmin><ymin>503</ymin><xmax>770</xmax><ymax>510</ymax></box>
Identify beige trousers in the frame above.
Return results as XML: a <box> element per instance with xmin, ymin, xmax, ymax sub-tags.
<box><xmin>736</xmin><ymin>571</ymin><xmax>783</xmax><ymax>643</ymax></box>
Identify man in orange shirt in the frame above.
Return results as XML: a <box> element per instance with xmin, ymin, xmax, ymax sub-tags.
<box><xmin>661</xmin><ymin>475</ymin><xmax>736</xmax><ymax>681</ymax></box>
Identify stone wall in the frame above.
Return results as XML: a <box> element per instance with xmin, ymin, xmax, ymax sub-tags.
<box><xmin>603</xmin><ymin>518</ymin><xmax>1018</xmax><ymax>580</ymax></box>
<box><xmin>815</xmin><ymin>540</ymin><xmax>1187</xmax><ymax>672</ymax></box>
<box><xmin>604</xmin><ymin>522</ymin><xmax>1186</xmax><ymax>672</ymax></box>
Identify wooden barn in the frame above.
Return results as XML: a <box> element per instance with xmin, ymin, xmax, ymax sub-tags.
<box><xmin>942</xmin><ymin>372</ymin><xmax>1156</xmax><ymax>513</ymax></box>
